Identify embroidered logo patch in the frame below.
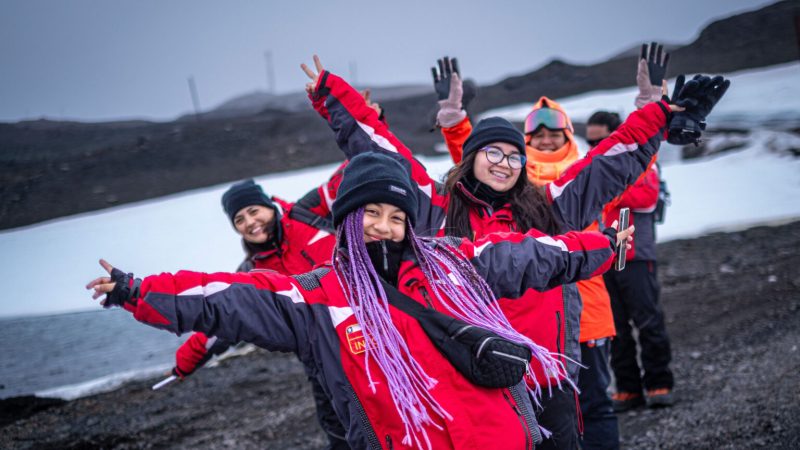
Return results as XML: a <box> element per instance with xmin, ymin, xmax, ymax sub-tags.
<box><xmin>346</xmin><ymin>324</ymin><xmax>366</xmax><ymax>355</ymax></box>
<box><xmin>389</xmin><ymin>185</ymin><xmax>407</xmax><ymax>196</ymax></box>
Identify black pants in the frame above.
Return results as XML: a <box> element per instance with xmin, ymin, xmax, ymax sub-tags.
<box><xmin>536</xmin><ymin>385</ymin><xmax>579</xmax><ymax>450</ymax></box>
<box><xmin>604</xmin><ymin>260</ymin><xmax>673</xmax><ymax>393</ymax></box>
<box><xmin>578</xmin><ymin>340</ymin><xmax>619</xmax><ymax>450</ymax></box>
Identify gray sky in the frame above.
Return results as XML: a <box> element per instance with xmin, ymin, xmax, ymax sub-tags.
<box><xmin>0</xmin><ymin>0</ymin><xmax>776</xmax><ymax>122</ymax></box>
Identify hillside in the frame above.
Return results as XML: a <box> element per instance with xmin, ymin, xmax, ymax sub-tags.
<box><xmin>1</xmin><ymin>0</ymin><xmax>798</xmax><ymax>230</ymax></box>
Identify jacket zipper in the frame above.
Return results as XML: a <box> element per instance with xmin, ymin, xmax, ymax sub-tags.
<box><xmin>385</xmin><ymin>434</ymin><xmax>393</xmax><ymax>449</ymax></box>
<box><xmin>510</xmin><ymin>384</ymin><xmax>542</xmax><ymax>446</ymax></box>
<box><xmin>503</xmin><ymin>390</ymin><xmax>532</xmax><ymax>450</ymax></box>
<box><xmin>347</xmin><ymin>385</ymin><xmax>381</xmax><ymax>449</ymax></box>
<box><xmin>380</xmin><ymin>240</ymin><xmax>389</xmax><ymax>272</ymax></box>
<box><xmin>555</xmin><ymin>311</ymin><xmax>562</xmax><ymax>356</ymax></box>
<box><xmin>451</xmin><ymin>324</ymin><xmax>473</xmax><ymax>338</ymax></box>
<box><xmin>476</xmin><ymin>336</ymin><xmax>497</xmax><ymax>358</ymax></box>
<box><xmin>490</xmin><ymin>350</ymin><xmax>529</xmax><ymax>366</ymax></box>
<box><xmin>562</xmin><ymin>290</ymin><xmax>572</xmax><ymax>372</ymax></box>
<box><xmin>419</xmin><ymin>286</ymin><xmax>435</xmax><ymax>310</ymax></box>
<box><xmin>300</xmin><ymin>249</ymin><xmax>316</xmax><ymax>267</ymax></box>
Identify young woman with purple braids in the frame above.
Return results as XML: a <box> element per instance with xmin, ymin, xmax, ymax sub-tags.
<box><xmin>87</xmin><ymin>151</ymin><xmax>632</xmax><ymax>450</ymax></box>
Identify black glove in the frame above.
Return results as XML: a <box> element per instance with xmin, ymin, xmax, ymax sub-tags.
<box><xmin>602</xmin><ymin>227</ymin><xmax>618</xmax><ymax>249</ymax></box>
<box><xmin>667</xmin><ymin>74</ymin><xmax>731</xmax><ymax>146</ymax></box>
<box><xmin>643</xmin><ymin>42</ymin><xmax>669</xmax><ymax>87</ymax></box>
<box><xmin>431</xmin><ymin>57</ymin><xmax>477</xmax><ymax>108</ymax></box>
<box><xmin>431</xmin><ymin>56</ymin><xmax>460</xmax><ymax>101</ymax></box>
<box><xmin>104</xmin><ymin>267</ymin><xmax>141</xmax><ymax>308</ymax></box>
<box><xmin>428</xmin><ymin>56</ymin><xmax>477</xmax><ymax>131</ymax></box>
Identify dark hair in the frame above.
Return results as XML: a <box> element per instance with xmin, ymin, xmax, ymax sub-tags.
<box><xmin>587</xmin><ymin>111</ymin><xmax>622</xmax><ymax>132</ymax></box>
<box><xmin>443</xmin><ymin>151</ymin><xmax>561</xmax><ymax>237</ymax></box>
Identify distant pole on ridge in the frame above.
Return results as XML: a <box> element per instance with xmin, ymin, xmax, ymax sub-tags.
<box><xmin>187</xmin><ymin>76</ymin><xmax>201</xmax><ymax>119</ymax></box>
<box><xmin>265</xmin><ymin>51</ymin><xmax>276</xmax><ymax>95</ymax></box>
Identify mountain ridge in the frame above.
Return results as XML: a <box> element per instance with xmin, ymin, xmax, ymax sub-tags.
<box><xmin>1</xmin><ymin>0</ymin><xmax>798</xmax><ymax>230</ymax></box>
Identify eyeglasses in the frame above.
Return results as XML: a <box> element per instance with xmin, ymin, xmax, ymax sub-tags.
<box><xmin>524</xmin><ymin>107</ymin><xmax>574</xmax><ymax>135</ymax></box>
<box><xmin>480</xmin><ymin>146</ymin><xmax>526</xmax><ymax>170</ymax></box>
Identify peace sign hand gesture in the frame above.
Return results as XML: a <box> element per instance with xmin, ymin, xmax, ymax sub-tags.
<box><xmin>85</xmin><ymin>259</ymin><xmax>140</xmax><ymax>308</ymax></box>
<box><xmin>301</xmin><ymin>55</ymin><xmax>325</xmax><ymax>95</ymax></box>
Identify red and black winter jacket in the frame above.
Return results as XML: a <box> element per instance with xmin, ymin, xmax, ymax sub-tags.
<box><xmin>173</xmin><ymin>193</ymin><xmax>338</xmax><ymax>378</ymax></box>
<box><xmin>309</xmin><ymin>71</ymin><xmax>669</xmax><ymax>385</ymax></box>
<box><xmin>121</xmin><ymin>227</ymin><xmax>615</xmax><ymax>450</ymax></box>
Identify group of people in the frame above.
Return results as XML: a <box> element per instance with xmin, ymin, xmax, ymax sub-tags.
<box><xmin>87</xmin><ymin>44</ymin><xmax>730</xmax><ymax>450</ymax></box>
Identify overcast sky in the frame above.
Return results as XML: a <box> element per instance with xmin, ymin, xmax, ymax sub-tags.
<box><xmin>0</xmin><ymin>0</ymin><xmax>777</xmax><ymax>122</ymax></box>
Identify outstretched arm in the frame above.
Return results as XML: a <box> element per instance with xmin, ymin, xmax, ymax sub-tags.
<box><xmin>87</xmin><ymin>260</ymin><xmax>314</xmax><ymax>354</ymax></box>
<box><xmin>456</xmin><ymin>225</ymin><xmax>631</xmax><ymax>299</ymax></box>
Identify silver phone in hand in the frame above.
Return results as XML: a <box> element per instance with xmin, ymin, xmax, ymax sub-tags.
<box><xmin>615</xmin><ymin>208</ymin><xmax>630</xmax><ymax>271</ymax></box>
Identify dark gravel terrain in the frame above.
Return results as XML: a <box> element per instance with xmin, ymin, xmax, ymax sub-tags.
<box><xmin>1</xmin><ymin>220</ymin><xmax>798</xmax><ymax>449</ymax></box>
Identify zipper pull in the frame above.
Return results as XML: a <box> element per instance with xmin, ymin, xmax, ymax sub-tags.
<box><xmin>380</xmin><ymin>240</ymin><xmax>389</xmax><ymax>272</ymax></box>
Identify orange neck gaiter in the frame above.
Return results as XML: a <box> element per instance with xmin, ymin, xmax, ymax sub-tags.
<box><xmin>525</xmin><ymin>131</ymin><xmax>580</xmax><ymax>186</ymax></box>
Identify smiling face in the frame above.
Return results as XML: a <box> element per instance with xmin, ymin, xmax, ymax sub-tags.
<box><xmin>362</xmin><ymin>203</ymin><xmax>407</xmax><ymax>243</ymax></box>
<box><xmin>233</xmin><ymin>205</ymin><xmax>276</xmax><ymax>244</ymax></box>
<box><xmin>527</xmin><ymin>127</ymin><xmax>567</xmax><ymax>152</ymax></box>
<box><xmin>471</xmin><ymin>141</ymin><xmax>523</xmax><ymax>192</ymax></box>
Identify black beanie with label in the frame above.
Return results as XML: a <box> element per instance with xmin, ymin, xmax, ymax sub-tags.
<box><xmin>332</xmin><ymin>152</ymin><xmax>418</xmax><ymax>226</ymax></box>
<box><xmin>221</xmin><ymin>179</ymin><xmax>277</xmax><ymax>223</ymax></box>
<box><xmin>462</xmin><ymin>116</ymin><xmax>526</xmax><ymax>160</ymax></box>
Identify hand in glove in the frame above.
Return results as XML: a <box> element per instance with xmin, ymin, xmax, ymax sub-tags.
<box><xmin>431</xmin><ymin>56</ymin><xmax>467</xmax><ymax>128</ymax></box>
<box><xmin>86</xmin><ymin>259</ymin><xmax>141</xmax><ymax>308</ymax></box>
<box><xmin>667</xmin><ymin>74</ymin><xmax>731</xmax><ymax>145</ymax></box>
<box><xmin>173</xmin><ymin>333</ymin><xmax>233</xmax><ymax>379</ymax></box>
<box><xmin>635</xmin><ymin>42</ymin><xmax>670</xmax><ymax>109</ymax></box>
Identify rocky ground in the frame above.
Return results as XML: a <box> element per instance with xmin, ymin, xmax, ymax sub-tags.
<box><xmin>1</xmin><ymin>220</ymin><xmax>799</xmax><ymax>449</ymax></box>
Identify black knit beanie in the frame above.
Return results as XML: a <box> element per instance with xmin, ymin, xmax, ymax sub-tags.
<box><xmin>221</xmin><ymin>179</ymin><xmax>277</xmax><ymax>223</ymax></box>
<box><xmin>462</xmin><ymin>116</ymin><xmax>526</xmax><ymax>160</ymax></box>
<box><xmin>332</xmin><ymin>152</ymin><xmax>418</xmax><ymax>226</ymax></box>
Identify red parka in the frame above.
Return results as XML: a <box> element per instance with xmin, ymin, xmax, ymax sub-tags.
<box><xmin>120</xmin><ymin>227</ymin><xmax>616</xmax><ymax>450</ymax></box>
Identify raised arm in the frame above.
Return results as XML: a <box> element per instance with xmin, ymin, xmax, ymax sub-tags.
<box><xmin>302</xmin><ymin>55</ymin><xmax>449</xmax><ymax>235</ymax></box>
<box><xmin>441</xmin><ymin>117</ymin><xmax>473</xmax><ymax>164</ymax></box>
<box><xmin>303</xmin><ymin>56</ymin><xmax>419</xmax><ymax>165</ymax></box>
<box><xmin>546</xmin><ymin>100</ymin><xmax>671</xmax><ymax>231</ymax></box>
<box><xmin>291</xmin><ymin>160</ymin><xmax>348</xmax><ymax>230</ymax></box>
<box><xmin>454</xmin><ymin>226</ymin><xmax>627</xmax><ymax>300</ymax></box>
<box><xmin>87</xmin><ymin>260</ymin><xmax>314</xmax><ymax>354</ymax></box>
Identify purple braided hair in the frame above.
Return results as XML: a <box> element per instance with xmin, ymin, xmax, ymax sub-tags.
<box><xmin>333</xmin><ymin>208</ymin><xmax>450</xmax><ymax>449</ymax></box>
<box><xmin>332</xmin><ymin>207</ymin><xmax>574</xmax><ymax>447</ymax></box>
